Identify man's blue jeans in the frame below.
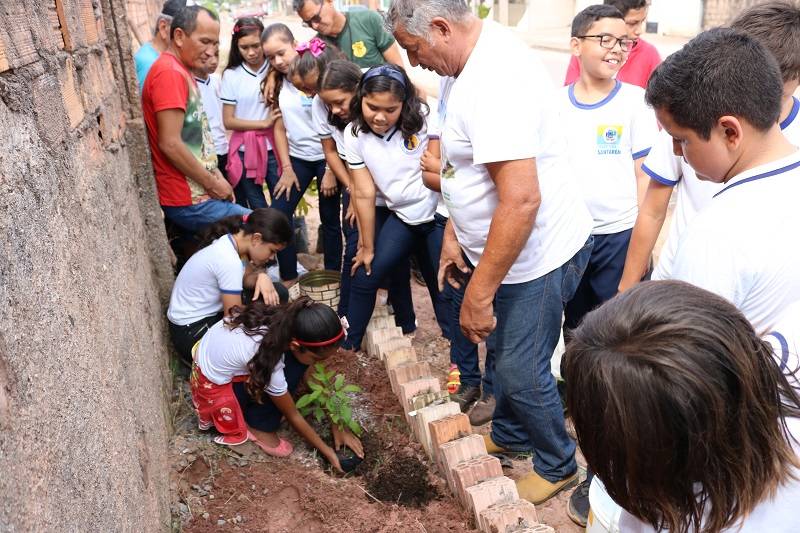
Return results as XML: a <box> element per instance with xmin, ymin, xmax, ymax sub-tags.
<box><xmin>446</xmin><ymin>280</ymin><xmax>495</xmax><ymax>394</ymax></box>
<box><xmin>162</xmin><ymin>200</ymin><xmax>251</xmax><ymax>233</ymax></box>
<box><xmin>489</xmin><ymin>237</ymin><xmax>592</xmax><ymax>482</ymax></box>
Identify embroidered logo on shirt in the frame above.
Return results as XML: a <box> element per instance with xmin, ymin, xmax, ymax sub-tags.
<box><xmin>352</xmin><ymin>41</ymin><xmax>367</xmax><ymax>58</ymax></box>
<box><xmin>597</xmin><ymin>125</ymin><xmax>623</xmax><ymax>155</ymax></box>
<box><xmin>403</xmin><ymin>134</ymin><xmax>421</xmax><ymax>152</ymax></box>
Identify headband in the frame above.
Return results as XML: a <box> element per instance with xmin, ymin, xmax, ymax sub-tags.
<box><xmin>362</xmin><ymin>65</ymin><xmax>407</xmax><ymax>88</ymax></box>
<box><xmin>292</xmin><ymin>316</ymin><xmax>348</xmax><ymax>347</ymax></box>
<box><xmin>296</xmin><ymin>37</ymin><xmax>327</xmax><ymax>58</ymax></box>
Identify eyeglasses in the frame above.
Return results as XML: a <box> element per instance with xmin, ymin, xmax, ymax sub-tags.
<box><xmin>301</xmin><ymin>2</ymin><xmax>324</xmax><ymax>27</ymax></box>
<box><xmin>576</xmin><ymin>34</ymin><xmax>636</xmax><ymax>52</ymax></box>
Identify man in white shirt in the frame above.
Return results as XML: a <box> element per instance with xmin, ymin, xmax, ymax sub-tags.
<box><xmin>388</xmin><ymin>0</ymin><xmax>594</xmax><ymax>504</ymax></box>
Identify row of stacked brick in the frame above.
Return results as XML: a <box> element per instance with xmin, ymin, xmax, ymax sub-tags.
<box><xmin>362</xmin><ymin>308</ymin><xmax>555</xmax><ymax>533</ymax></box>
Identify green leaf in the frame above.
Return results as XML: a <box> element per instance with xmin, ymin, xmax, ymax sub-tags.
<box><xmin>347</xmin><ymin>419</ymin><xmax>362</xmax><ymax>436</ymax></box>
<box><xmin>308</xmin><ymin>381</ymin><xmax>322</xmax><ymax>392</ymax></box>
<box><xmin>330</xmin><ymin>414</ymin><xmax>339</xmax><ymax>424</ymax></box>
<box><xmin>299</xmin><ymin>406</ymin><xmax>310</xmax><ymax>416</ymax></box>
<box><xmin>315</xmin><ymin>363</ymin><xmax>326</xmax><ymax>374</ymax></box>
<box><xmin>296</xmin><ymin>394</ymin><xmax>315</xmax><ymax>409</ymax></box>
<box><xmin>342</xmin><ymin>384</ymin><xmax>361</xmax><ymax>393</ymax></box>
<box><xmin>334</xmin><ymin>374</ymin><xmax>345</xmax><ymax>390</ymax></box>
<box><xmin>341</xmin><ymin>405</ymin><xmax>352</xmax><ymax>423</ymax></box>
<box><xmin>314</xmin><ymin>407</ymin><xmax>324</xmax><ymax>423</ymax></box>
<box><xmin>313</xmin><ymin>372</ymin><xmax>326</xmax><ymax>382</ymax></box>
<box><xmin>326</xmin><ymin>370</ymin><xmax>336</xmax><ymax>381</ymax></box>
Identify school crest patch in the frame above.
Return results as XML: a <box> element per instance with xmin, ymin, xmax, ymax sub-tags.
<box><xmin>403</xmin><ymin>134</ymin><xmax>421</xmax><ymax>153</ymax></box>
<box><xmin>596</xmin><ymin>124</ymin><xmax>623</xmax><ymax>155</ymax></box>
<box><xmin>352</xmin><ymin>40</ymin><xmax>367</xmax><ymax>58</ymax></box>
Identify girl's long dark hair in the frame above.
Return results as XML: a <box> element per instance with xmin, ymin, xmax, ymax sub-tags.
<box><xmin>198</xmin><ymin>207</ymin><xmax>291</xmax><ymax>249</ymax></box>
<box><xmin>563</xmin><ymin>280</ymin><xmax>800</xmax><ymax>533</ymax></box>
<box><xmin>229</xmin><ymin>297</ymin><xmax>343</xmax><ymax>402</ymax></box>
<box><xmin>260</xmin><ymin>23</ymin><xmax>295</xmax><ymax>108</ymax></box>
<box><xmin>287</xmin><ymin>38</ymin><xmax>345</xmax><ymax>90</ymax></box>
<box><xmin>350</xmin><ymin>64</ymin><xmax>428</xmax><ymax>141</ymax></box>
<box><xmin>225</xmin><ymin>17</ymin><xmax>265</xmax><ymax>72</ymax></box>
<box><xmin>319</xmin><ymin>59</ymin><xmax>362</xmax><ymax>131</ymax></box>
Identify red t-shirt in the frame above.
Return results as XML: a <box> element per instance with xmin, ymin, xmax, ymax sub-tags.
<box><xmin>564</xmin><ymin>38</ymin><xmax>662</xmax><ymax>89</ymax></box>
<box><xmin>142</xmin><ymin>52</ymin><xmax>217</xmax><ymax>207</ymax></box>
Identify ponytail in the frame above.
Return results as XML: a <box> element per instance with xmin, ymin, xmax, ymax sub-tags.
<box><xmin>198</xmin><ymin>207</ymin><xmax>292</xmax><ymax>249</ymax></box>
<box><xmin>239</xmin><ymin>296</ymin><xmax>344</xmax><ymax>402</ymax></box>
<box><xmin>288</xmin><ymin>37</ymin><xmax>345</xmax><ymax>93</ymax></box>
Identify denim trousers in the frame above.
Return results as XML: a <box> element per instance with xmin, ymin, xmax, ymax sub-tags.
<box><xmin>343</xmin><ymin>211</ymin><xmax>447</xmax><ymax>351</ymax></box>
<box><xmin>489</xmin><ymin>237</ymin><xmax>592</xmax><ymax>482</ymax></box>
<box><xmin>446</xmin><ymin>280</ymin><xmax>496</xmax><ymax>394</ymax></box>
<box><xmin>233</xmin><ymin>150</ymin><xmax>275</xmax><ymax>210</ymax></box>
<box><xmin>338</xmin><ymin>192</ymin><xmax>415</xmax><ymax>330</ymax></box>
<box><xmin>267</xmin><ymin>156</ymin><xmax>342</xmax><ymax>280</ymax></box>
<box><xmin>162</xmin><ymin>200</ymin><xmax>251</xmax><ymax>234</ymax></box>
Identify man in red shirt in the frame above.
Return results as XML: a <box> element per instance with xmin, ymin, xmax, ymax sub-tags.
<box><xmin>142</xmin><ymin>6</ymin><xmax>248</xmax><ymax>233</ymax></box>
<box><xmin>564</xmin><ymin>0</ymin><xmax>661</xmax><ymax>89</ymax></box>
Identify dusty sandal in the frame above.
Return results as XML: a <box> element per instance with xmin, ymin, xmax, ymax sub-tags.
<box><xmin>249</xmin><ymin>433</ymin><xmax>293</xmax><ymax>457</ymax></box>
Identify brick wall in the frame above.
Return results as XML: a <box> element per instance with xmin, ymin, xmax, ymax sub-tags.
<box><xmin>0</xmin><ymin>0</ymin><xmax>173</xmax><ymax>530</ymax></box>
<box><xmin>703</xmin><ymin>0</ymin><xmax>761</xmax><ymax>28</ymax></box>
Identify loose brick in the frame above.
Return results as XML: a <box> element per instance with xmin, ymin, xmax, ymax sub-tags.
<box><xmin>478</xmin><ymin>499</ymin><xmax>539</xmax><ymax>533</ymax></box>
<box><xmin>366</xmin><ymin>315</ymin><xmax>395</xmax><ymax>334</ymax></box>
<box><xmin>398</xmin><ymin>377</ymin><xmax>441</xmax><ymax>413</ymax></box>
<box><xmin>371</xmin><ymin>305</ymin><xmax>390</xmax><ymax>318</ymax></box>
<box><xmin>507</xmin><ymin>526</ymin><xmax>554</xmax><ymax>533</ymax></box>
<box><xmin>384</xmin><ymin>347</ymin><xmax>417</xmax><ymax>371</ymax></box>
<box><xmin>389</xmin><ymin>362</ymin><xmax>431</xmax><ymax>395</ymax></box>
<box><xmin>376</xmin><ymin>336</ymin><xmax>413</xmax><ymax>361</ymax></box>
<box><xmin>364</xmin><ymin>326</ymin><xmax>402</xmax><ymax>357</ymax></box>
<box><xmin>452</xmin><ymin>455</ymin><xmax>505</xmax><ymax>506</ymax></box>
<box><xmin>464</xmin><ymin>477</ymin><xmax>519</xmax><ymax>526</ymax></box>
<box><xmin>429</xmin><ymin>413</ymin><xmax>472</xmax><ymax>462</ymax></box>
<box><xmin>412</xmin><ymin>401</ymin><xmax>461</xmax><ymax>457</ymax></box>
<box><xmin>438</xmin><ymin>434</ymin><xmax>487</xmax><ymax>489</ymax></box>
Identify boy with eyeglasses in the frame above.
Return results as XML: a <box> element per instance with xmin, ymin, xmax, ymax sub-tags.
<box><xmin>559</xmin><ymin>5</ymin><xmax>658</xmax><ymax>525</ymax></box>
<box><xmin>565</xmin><ymin>0</ymin><xmax>660</xmax><ymax>89</ymax></box>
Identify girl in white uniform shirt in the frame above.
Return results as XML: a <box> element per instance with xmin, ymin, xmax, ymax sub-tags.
<box><xmin>191</xmin><ymin>297</ymin><xmax>363</xmax><ymax>470</ymax></box>
<box><xmin>315</xmin><ymin>60</ymin><xmax>416</xmax><ymax>328</ymax></box>
<box><xmin>260</xmin><ymin>27</ymin><xmax>342</xmax><ymax>283</ymax></box>
<box><xmin>564</xmin><ymin>281</ymin><xmax>800</xmax><ymax>533</ymax></box>
<box><xmin>220</xmin><ymin>18</ymin><xmax>280</xmax><ymax>210</ymax></box>
<box><xmin>342</xmin><ymin>64</ymin><xmax>449</xmax><ymax>351</ymax></box>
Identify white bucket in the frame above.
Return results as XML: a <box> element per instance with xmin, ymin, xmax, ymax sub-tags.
<box><xmin>586</xmin><ymin>477</ymin><xmax>623</xmax><ymax>533</ymax></box>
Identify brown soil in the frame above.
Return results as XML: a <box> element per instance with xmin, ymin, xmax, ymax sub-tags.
<box><xmin>365</xmin><ymin>454</ymin><xmax>438</xmax><ymax>508</ymax></box>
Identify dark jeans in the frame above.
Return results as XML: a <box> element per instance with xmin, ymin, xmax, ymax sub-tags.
<box><xmin>162</xmin><ymin>200</ymin><xmax>251</xmax><ymax>234</ymax></box>
<box><xmin>233</xmin><ymin>150</ymin><xmax>275</xmax><ymax>210</ymax></box>
<box><xmin>344</xmin><ymin>211</ymin><xmax>447</xmax><ymax>351</ymax></box>
<box><xmin>267</xmin><ymin>156</ymin><xmax>342</xmax><ymax>280</ymax></box>
<box><xmin>232</xmin><ymin>351</ymin><xmax>308</xmax><ymax>432</ymax></box>
<box><xmin>563</xmin><ymin>229</ymin><xmax>632</xmax><ymax>331</ymax></box>
<box><xmin>168</xmin><ymin>312</ymin><xmax>224</xmax><ymax>365</ymax></box>
<box><xmin>446</xmin><ymin>280</ymin><xmax>495</xmax><ymax>394</ymax></box>
<box><xmin>489</xmin><ymin>238</ymin><xmax>592</xmax><ymax>482</ymax></box>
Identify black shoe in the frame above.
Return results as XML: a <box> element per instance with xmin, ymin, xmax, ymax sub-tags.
<box><xmin>450</xmin><ymin>383</ymin><xmax>481</xmax><ymax>412</ymax></box>
<box><xmin>468</xmin><ymin>394</ymin><xmax>496</xmax><ymax>426</ymax></box>
<box><xmin>567</xmin><ymin>478</ymin><xmax>590</xmax><ymax>527</ymax></box>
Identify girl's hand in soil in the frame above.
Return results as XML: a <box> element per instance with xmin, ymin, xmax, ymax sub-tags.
<box><xmin>253</xmin><ymin>273</ymin><xmax>280</xmax><ymax>306</ymax></box>
<box><xmin>274</xmin><ymin>166</ymin><xmax>300</xmax><ymax>201</ymax></box>
<box><xmin>351</xmin><ymin>246</ymin><xmax>374</xmax><ymax>277</ymax></box>
<box><xmin>320</xmin><ymin>169</ymin><xmax>338</xmax><ymax>197</ymax></box>
<box><xmin>324</xmin><ymin>447</ymin><xmax>344</xmax><ymax>473</ymax></box>
<box><xmin>332</xmin><ymin>424</ymin><xmax>364</xmax><ymax>458</ymax></box>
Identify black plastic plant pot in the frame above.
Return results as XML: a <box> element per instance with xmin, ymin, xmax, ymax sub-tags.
<box><xmin>335</xmin><ymin>447</ymin><xmax>364</xmax><ymax>473</ymax></box>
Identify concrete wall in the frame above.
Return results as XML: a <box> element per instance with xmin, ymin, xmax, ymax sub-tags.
<box><xmin>703</xmin><ymin>0</ymin><xmax>761</xmax><ymax>28</ymax></box>
<box><xmin>0</xmin><ymin>0</ymin><xmax>174</xmax><ymax>531</ymax></box>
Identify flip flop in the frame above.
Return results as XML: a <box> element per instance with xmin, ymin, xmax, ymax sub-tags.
<box><xmin>248</xmin><ymin>432</ymin><xmax>293</xmax><ymax>458</ymax></box>
<box><xmin>213</xmin><ymin>433</ymin><xmax>249</xmax><ymax>446</ymax></box>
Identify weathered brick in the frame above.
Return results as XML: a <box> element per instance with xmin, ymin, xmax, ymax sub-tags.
<box><xmin>429</xmin><ymin>413</ymin><xmax>472</xmax><ymax>462</ymax></box>
<box><xmin>384</xmin><ymin>347</ymin><xmax>417</xmax><ymax>371</ymax></box>
<box><xmin>389</xmin><ymin>362</ymin><xmax>431</xmax><ymax>395</ymax></box>
<box><xmin>507</xmin><ymin>526</ymin><xmax>554</xmax><ymax>533</ymax></box>
<box><xmin>438</xmin><ymin>434</ymin><xmax>487</xmax><ymax>489</ymax></box>
<box><xmin>451</xmin><ymin>455</ymin><xmax>504</xmax><ymax>506</ymax></box>
<box><xmin>478</xmin><ymin>499</ymin><xmax>539</xmax><ymax>533</ymax></box>
<box><xmin>411</xmin><ymin>401</ymin><xmax>460</xmax><ymax>457</ymax></box>
<box><xmin>364</xmin><ymin>326</ymin><xmax>402</xmax><ymax>357</ymax></box>
<box><xmin>398</xmin><ymin>377</ymin><xmax>441</xmax><ymax>413</ymax></box>
<box><xmin>0</xmin><ymin>40</ymin><xmax>9</xmax><ymax>73</ymax></box>
<box><xmin>464</xmin><ymin>477</ymin><xmax>519</xmax><ymax>526</ymax></box>
<box><xmin>61</xmin><ymin>58</ymin><xmax>84</xmax><ymax>129</ymax></box>
<box><xmin>366</xmin><ymin>315</ymin><xmax>395</xmax><ymax>334</ymax></box>
<box><xmin>376</xmin><ymin>336</ymin><xmax>413</xmax><ymax>361</ymax></box>
<box><xmin>80</xmin><ymin>0</ymin><xmax>99</xmax><ymax>44</ymax></box>
<box><xmin>50</xmin><ymin>0</ymin><xmax>72</xmax><ymax>50</ymax></box>
<box><xmin>371</xmin><ymin>305</ymin><xmax>390</xmax><ymax>318</ymax></box>
<box><xmin>3</xmin><ymin>6</ymin><xmax>37</xmax><ymax>68</ymax></box>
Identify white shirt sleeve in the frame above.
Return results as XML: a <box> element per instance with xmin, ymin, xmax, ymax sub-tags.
<box><xmin>642</xmin><ymin>129</ymin><xmax>682</xmax><ymax>186</ymax></box>
<box><xmin>219</xmin><ymin>69</ymin><xmax>237</xmax><ymax>104</ymax></box>
<box><xmin>213</xmin><ymin>247</ymin><xmax>245</xmax><ymax>294</ymax></box>
<box><xmin>344</xmin><ymin>126</ymin><xmax>365</xmax><ymax>169</ymax></box>
<box><xmin>312</xmin><ymin>96</ymin><xmax>333</xmax><ymax>139</ymax></box>
<box><xmin>265</xmin><ymin>356</ymin><xmax>288</xmax><ymax>396</ymax></box>
<box><xmin>631</xmin><ymin>91</ymin><xmax>658</xmax><ymax>160</ymax></box>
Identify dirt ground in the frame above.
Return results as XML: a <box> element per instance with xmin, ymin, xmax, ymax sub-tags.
<box><xmin>168</xmin><ymin>195</ymin><xmax>583</xmax><ymax>532</ymax></box>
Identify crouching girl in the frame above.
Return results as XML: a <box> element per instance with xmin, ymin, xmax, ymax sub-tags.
<box><xmin>190</xmin><ymin>297</ymin><xmax>363</xmax><ymax>472</ymax></box>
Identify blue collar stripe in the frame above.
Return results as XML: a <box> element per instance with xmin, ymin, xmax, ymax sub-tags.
<box><xmin>780</xmin><ymin>97</ymin><xmax>799</xmax><ymax>130</ymax></box>
<box><xmin>713</xmin><ymin>159</ymin><xmax>800</xmax><ymax>198</ymax></box>
<box><xmin>767</xmin><ymin>331</ymin><xmax>790</xmax><ymax>371</ymax></box>
<box><xmin>568</xmin><ymin>80</ymin><xmax>622</xmax><ymax>110</ymax></box>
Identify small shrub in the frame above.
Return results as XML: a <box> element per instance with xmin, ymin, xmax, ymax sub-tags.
<box><xmin>296</xmin><ymin>363</ymin><xmax>362</xmax><ymax>436</ymax></box>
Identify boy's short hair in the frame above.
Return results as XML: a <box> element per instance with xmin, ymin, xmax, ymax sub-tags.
<box><xmin>730</xmin><ymin>0</ymin><xmax>800</xmax><ymax>82</ymax></box>
<box><xmin>572</xmin><ymin>5</ymin><xmax>625</xmax><ymax>37</ymax></box>
<box><xmin>646</xmin><ymin>28</ymin><xmax>783</xmax><ymax>139</ymax></box>
<box><xmin>603</xmin><ymin>0</ymin><xmax>648</xmax><ymax>15</ymax></box>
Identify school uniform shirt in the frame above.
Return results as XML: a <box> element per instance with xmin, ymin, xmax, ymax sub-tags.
<box><xmin>142</xmin><ymin>52</ymin><xmax>218</xmax><ymax>207</ymax></box>
<box><xmin>220</xmin><ymin>62</ymin><xmax>273</xmax><ymax>151</ymax></box>
<box><xmin>646</xmin><ymin>99</ymin><xmax>800</xmax><ymax>280</ymax></box>
<box><xmin>278</xmin><ymin>78</ymin><xmax>323</xmax><ymax>161</ymax></box>
<box><xmin>560</xmin><ymin>81</ymin><xmax>657</xmax><ymax>234</ymax></box>
<box><xmin>439</xmin><ymin>21</ymin><xmax>593</xmax><ymax>284</ymax></box>
<box><xmin>195</xmin><ymin>319</ymin><xmax>289</xmax><ymax>395</ymax></box>
<box><xmin>670</xmin><ymin>150</ymin><xmax>800</xmax><ymax>333</ymax></box>
<box><xmin>312</xmin><ymin>95</ymin><xmax>346</xmax><ymax>159</ymax></box>
<box><xmin>564</xmin><ymin>38</ymin><xmax>661</xmax><ymax>89</ymax></box>
<box><xmin>344</xmin><ymin>119</ymin><xmax>438</xmax><ymax>225</ymax></box>
<box><xmin>321</xmin><ymin>10</ymin><xmax>395</xmax><ymax>69</ymax></box>
<box><xmin>765</xmin><ymin>301</ymin><xmax>800</xmax><ymax>390</ymax></box>
<box><xmin>167</xmin><ymin>235</ymin><xmax>244</xmax><ymax>326</ymax></box>
<box><xmin>195</xmin><ymin>73</ymin><xmax>229</xmax><ymax>156</ymax></box>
